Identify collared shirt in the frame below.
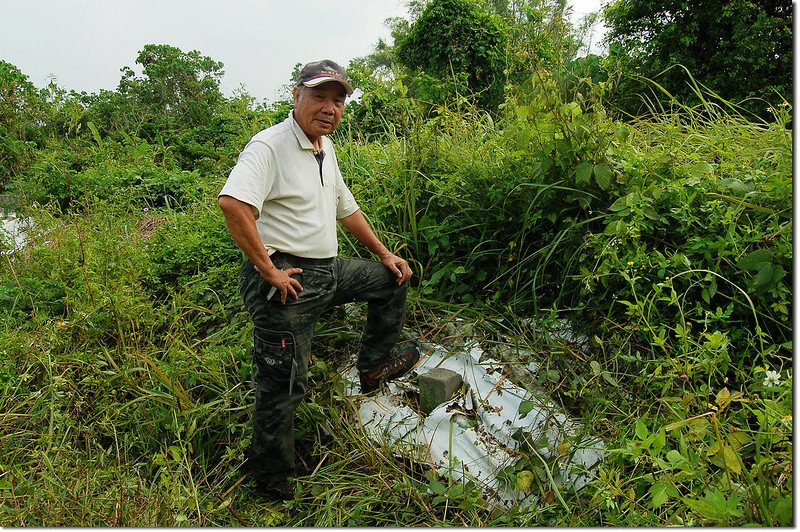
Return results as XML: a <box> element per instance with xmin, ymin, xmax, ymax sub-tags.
<box><xmin>219</xmin><ymin>112</ymin><xmax>360</xmax><ymax>258</ymax></box>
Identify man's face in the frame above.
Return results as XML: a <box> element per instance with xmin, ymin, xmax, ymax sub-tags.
<box><xmin>292</xmin><ymin>82</ymin><xmax>346</xmax><ymax>142</ymax></box>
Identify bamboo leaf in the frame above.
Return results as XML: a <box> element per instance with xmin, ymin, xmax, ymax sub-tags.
<box><xmin>87</xmin><ymin>121</ymin><xmax>103</xmax><ymax>148</ymax></box>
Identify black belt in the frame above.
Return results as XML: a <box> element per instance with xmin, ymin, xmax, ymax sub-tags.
<box><xmin>270</xmin><ymin>251</ymin><xmax>335</xmax><ymax>267</ymax></box>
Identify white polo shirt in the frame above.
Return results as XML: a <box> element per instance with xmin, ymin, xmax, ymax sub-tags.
<box><xmin>219</xmin><ymin>112</ymin><xmax>360</xmax><ymax>258</ymax></box>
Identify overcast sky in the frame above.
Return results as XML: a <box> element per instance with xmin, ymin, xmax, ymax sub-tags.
<box><xmin>0</xmin><ymin>0</ymin><xmax>605</xmax><ymax>103</ymax></box>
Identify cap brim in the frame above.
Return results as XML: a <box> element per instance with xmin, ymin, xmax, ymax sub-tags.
<box><xmin>302</xmin><ymin>76</ymin><xmax>354</xmax><ymax>95</ymax></box>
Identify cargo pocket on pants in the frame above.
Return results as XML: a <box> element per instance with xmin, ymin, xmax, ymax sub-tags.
<box><xmin>253</xmin><ymin>327</ymin><xmax>298</xmax><ymax>396</ymax></box>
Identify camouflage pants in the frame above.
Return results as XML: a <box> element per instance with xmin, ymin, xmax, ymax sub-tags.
<box><xmin>239</xmin><ymin>252</ymin><xmax>408</xmax><ymax>484</ymax></box>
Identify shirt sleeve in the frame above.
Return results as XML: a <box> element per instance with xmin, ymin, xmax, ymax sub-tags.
<box><xmin>218</xmin><ymin>139</ymin><xmax>274</xmax><ymax>216</ymax></box>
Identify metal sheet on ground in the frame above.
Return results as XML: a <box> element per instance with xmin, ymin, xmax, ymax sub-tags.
<box><xmin>342</xmin><ymin>342</ymin><xmax>605</xmax><ymax>508</ymax></box>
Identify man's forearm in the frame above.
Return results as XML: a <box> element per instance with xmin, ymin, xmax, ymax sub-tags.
<box><xmin>218</xmin><ymin>195</ymin><xmax>276</xmax><ymax>275</ymax></box>
<box><xmin>339</xmin><ymin>210</ymin><xmax>391</xmax><ymax>259</ymax></box>
<box><xmin>340</xmin><ymin>209</ymin><xmax>412</xmax><ymax>285</ymax></box>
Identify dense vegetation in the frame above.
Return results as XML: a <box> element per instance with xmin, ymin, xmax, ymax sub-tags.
<box><xmin>0</xmin><ymin>0</ymin><xmax>792</xmax><ymax>526</ymax></box>
<box><xmin>602</xmin><ymin>0</ymin><xmax>792</xmax><ymax>119</ymax></box>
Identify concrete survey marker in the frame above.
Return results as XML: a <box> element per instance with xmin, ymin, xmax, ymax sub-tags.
<box><xmin>419</xmin><ymin>367</ymin><xmax>462</xmax><ymax>414</ymax></box>
<box><xmin>342</xmin><ymin>341</ymin><xmax>605</xmax><ymax>508</ymax></box>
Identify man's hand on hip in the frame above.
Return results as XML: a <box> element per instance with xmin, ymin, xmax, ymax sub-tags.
<box><xmin>262</xmin><ymin>266</ymin><xmax>304</xmax><ymax>305</ymax></box>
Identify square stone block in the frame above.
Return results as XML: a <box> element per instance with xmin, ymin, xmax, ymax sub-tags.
<box><xmin>419</xmin><ymin>368</ymin><xmax>463</xmax><ymax>414</ymax></box>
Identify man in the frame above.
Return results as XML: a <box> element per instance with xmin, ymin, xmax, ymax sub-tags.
<box><xmin>218</xmin><ymin>59</ymin><xmax>419</xmax><ymax>501</ymax></box>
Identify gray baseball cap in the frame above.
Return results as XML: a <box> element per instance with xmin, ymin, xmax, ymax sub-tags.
<box><xmin>296</xmin><ymin>59</ymin><xmax>354</xmax><ymax>95</ymax></box>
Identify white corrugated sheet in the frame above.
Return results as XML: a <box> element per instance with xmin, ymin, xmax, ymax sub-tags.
<box><xmin>342</xmin><ymin>341</ymin><xmax>605</xmax><ymax>508</ymax></box>
<box><xmin>1</xmin><ymin>211</ymin><xmax>31</xmax><ymax>254</ymax></box>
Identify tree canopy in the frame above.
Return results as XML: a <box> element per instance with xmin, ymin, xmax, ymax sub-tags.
<box><xmin>395</xmin><ymin>0</ymin><xmax>508</xmax><ymax>112</ymax></box>
<box><xmin>602</xmin><ymin>0</ymin><xmax>793</xmax><ymax>119</ymax></box>
<box><xmin>82</xmin><ymin>44</ymin><xmax>226</xmax><ymax>144</ymax></box>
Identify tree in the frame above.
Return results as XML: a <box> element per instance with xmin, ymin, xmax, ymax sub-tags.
<box><xmin>0</xmin><ymin>61</ymin><xmax>46</xmax><ymax>185</ymax></box>
<box><xmin>89</xmin><ymin>44</ymin><xmax>226</xmax><ymax>141</ymax></box>
<box><xmin>395</xmin><ymin>0</ymin><xmax>508</xmax><ymax>113</ymax></box>
<box><xmin>84</xmin><ymin>44</ymin><xmax>230</xmax><ymax>169</ymax></box>
<box><xmin>602</xmin><ymin>0</ymin><xmax>792</xmax><ymax>120</ymax></box>
<box><xmin>489</xmin><ymin>0</ymin><xmax>589</xmax><ymax>101</ymax></box>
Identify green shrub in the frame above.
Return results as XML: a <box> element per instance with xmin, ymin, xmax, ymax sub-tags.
<box><xmin>144</xmin><ymin>203</ymin><xmax>242</xmax><ymax>295</ymax></box>
<box><xmin>576</xmin><ymin>111</ymin><xmax>791</xmax><ymax>353</ymax></box>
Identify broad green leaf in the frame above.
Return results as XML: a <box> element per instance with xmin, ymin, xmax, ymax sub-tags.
<box><xmin>706</xmin><ymin>439</ymin><xmax>721</xmax><ymax>457</ymax></box>
<box><xmin>652</xmin><ymin>427</ymin><xmax>666</xmax><ymax>452</ymax></box>
<box><xmin>603</xmin><ymin>220</ymin><xmax>627</xmax><ymax>236</ymax></box>
<box><xmin>650</xmin><ymin>486</ymin><xmax>668</xmax><ymax>508</ymax></box>
<box><xmin>561</xmin><ymin>101</ymin><xmax>581</xmax><ymax>119</ymax></box>
<box><xmin>625</xmin><ymin>192</ymin><xmax>642</xmax><ymax>207</ymax></box>
<box><xmin>518</xmin><ymin>400</ymin><xmax>535</xmax><ymax>418</ymax></box>
<box><xmin>727</xmin><ymin>430</ymin><xmax>752</xmax><ymax>449</ymax></box>
<box><xmin>701</xmin><ymin>288</ymin><xmax>711</xmax><ymax>304</ymax></box>
<box><xmin>773</xmin><ymin>496</ymin><xmax>793</xmax><ymax>526</ymax></box>
<box><xmin>736</xmin><ymin>249</ymin><xmax>772</xmax><ymax>270</ymax></box>
<box><xmin>666</xmin><ymin>449</ymin><xmax>691</xmax><ymax>470</ymax></box>
<box><xmin>635</xmin><ymin>419</ymin><xmax>649</xmax><ymax>440</ymax></box>
<box><xmin>589</xmin><ymin>360</ymin><xmax>602</xmax><ymax>376</ymax></box>
<box><xmin>649</xmin><ymin>480</ymin><xmax>678</xmax><ymax>508</ymax></box>
<box><xmin>707</xmin><ymin>279</ymin><xmax>717</xmax><ymax>299</ymax></box>
<box><xmin>576</xmin><ymin>162</ymin><xmax>593</xmax><ymax>184</ymax></box>
<box><xmin>715</xmin><ymin>387</ymin><xmax>731</xmax><ymax>407</ymax></box>
<box><xmin>642</xmin><ymin>205</ymin><xmax>659</xmax><ymax>220</ymax></box>
<box><xmin>448</xmin><ymin>483</ymin><xmax>465</xmax><ymax>498</ymax></box>
<box><xmin>753</xmin><ymin>263</ymin><xmax>774</xmax><ymax>288</ymax></box>
<box><xmin>601</xmin><ymin>371</ymin><xmax>619</xmax><ymax>387</ymax></box>
<box><xmin>772</xmin><ymin>264</ymin><xmax>786</xmax><ymax>284</ymax></box>
<box><xmin>690</xmin><ymin>489</ymin><xmax>743</xmax><ymax>520</ymax></box>
<box><xmin>168</xmin><ymin>445</ymin><xmax>182</xmax><ymax>462</ymax></box>
<box><xmin>683</xmin><ymin>496</ymin><xmax>718</xmax><ymax>520</ymax></box>
<box><xmin>613</xmin><ymin>125</ymin><xmax>630</xmax><ymax>142</ymax></box>
<box><xmin>594</xmin><ymin>163</ymin><xmax>612</xmax><ymax>190</ymax></box>
<box><xmin>608</xmin><ymin>195</ymin><xmax>630</xmax><ymax>212</ymax></box>
<box><xmin>429</xmin><ymin>479</ymin><xmax>446</xmax><ymax>495</ymax></box>
<box><xmin>719</xmin><ymin>178</ymin><xmax>750</xmax><ymax>194</ymax></box>
<box><xmin>688</xmin><ymin>161</ymin><xmax>713</xmax><ymax>178</ymax></box>
<box><xmin>721</xmin><ymin>446</ymin><xmax>742</xmax><ymax>474</ymax></box>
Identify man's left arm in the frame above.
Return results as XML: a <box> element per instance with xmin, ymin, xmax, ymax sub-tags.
<box><xmin>339</xmin><ymin>210</ymin><xmax>412</xmax><ymax>285</ymax></box>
